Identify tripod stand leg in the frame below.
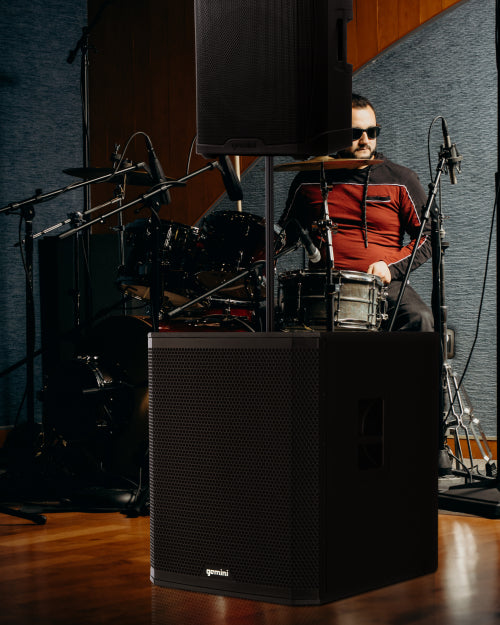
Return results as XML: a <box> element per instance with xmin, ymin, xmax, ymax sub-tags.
<box><xmin>0</xmin><ymin>504</ymin><xmax>46</xmax><ymax>525</ymax></box>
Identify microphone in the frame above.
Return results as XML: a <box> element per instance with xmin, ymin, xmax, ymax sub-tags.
<box><xmin>217</xmin><ymin>155</ymin><xmax>243</xmax><ymax>201</ymax></box>
<box><xmin>145</xmin><ymin>136</ymin><xmax>171</xmax><ymax>205</ymax></box>
<box><xmin>288</xmin><ymin>220</ymin><xmax>321</xmax><ymax>263</ymax></box>
<box><xmin>441</xmin><ymin>118</ymin><xmax>462</xmax><ymax>185</ymax></box>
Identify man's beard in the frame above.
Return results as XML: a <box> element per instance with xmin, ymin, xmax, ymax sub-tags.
<box><xmin>337</xmin><ymin>145</ymin><xmax>376</xmax><ymax>159</ymax></box>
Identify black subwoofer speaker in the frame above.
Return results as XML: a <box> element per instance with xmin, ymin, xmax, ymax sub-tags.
<box><xmin>194</xmin><ymin>0</ymin><xmax>353</xmax><ymax>157</ymax></box>
<box><xmin>149</xmin><ymin>332</ymin><xmax>439</xmax><ymax>605</ymax></box>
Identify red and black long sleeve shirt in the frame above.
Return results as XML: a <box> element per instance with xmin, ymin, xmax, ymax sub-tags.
<box><xmin>279</xmin><ymin>154</ymin><xmax>432</xmax><ymax>281</ymax></box>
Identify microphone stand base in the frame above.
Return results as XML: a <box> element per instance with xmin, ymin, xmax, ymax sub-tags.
<box><xmin>438</xmin><ymin>481</ymin><xmax>500</xmax><ymax>519</ymax></box>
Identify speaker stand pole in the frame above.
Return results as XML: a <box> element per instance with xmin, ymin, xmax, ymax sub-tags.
<box><xmin>265</xmin><ymin>156</ymin><xmax>275</xmax><ymax>332</ymax></box>
<box><xmin>320</xmin><ymin>162</ymin><xmax>336</xmax><ymax>332</ymax></box>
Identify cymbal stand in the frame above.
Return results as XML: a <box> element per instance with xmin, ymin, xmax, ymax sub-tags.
<box><xmin>0</xmin><ymin>167</ymin><xmax>137</xmax><ymax>523</ymax></box>
<box><xmin>319</xmin><ymin>162</ymin><xmax>337</xmax><ymax>332</ymax></box>
<box><xmin>0</xmin><ymin>200</ymin><xmax>46</xmax><ymax>524</ymax></box>
<box><xmin>59</xmin><ymin>159</ymin><xmax>225</xmax><ymax>330</ymax></box>
<box><xmin>114</xmin><ymin>187</ymin><xmax>129</xmax><ymax>315</ymax></box>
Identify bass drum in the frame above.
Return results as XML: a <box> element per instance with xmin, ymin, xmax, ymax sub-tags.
<box><xmin>44</xmin><ymin>316</ymin><xmax>151</xmax><ymax>482</ymax></box>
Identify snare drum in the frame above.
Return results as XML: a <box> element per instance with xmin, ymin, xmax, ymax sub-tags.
<box><xmin>278</xmin><ymin>269</ymin><xmax>387</xmax><ymax>331</ymax></box>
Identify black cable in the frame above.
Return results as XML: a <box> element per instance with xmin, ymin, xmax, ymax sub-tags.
<box><xmin>186</xmin><ymin>134</ymin><xmax>197</xmax><ymax>175</ymax></box>
<box><xmin>456</xmin><ymin>176</ymin><xmax>498</xmax><ymax>393</ymax></box>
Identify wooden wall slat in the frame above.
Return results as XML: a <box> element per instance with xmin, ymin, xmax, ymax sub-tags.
<box><xmin>398</xmin><ymin>0</ymin><xmax>422</xmax><ymax>38</ymax></box>
<box><xmin>88</xmin><ymin>0</ymin><xmax>464</xmax><ymax>229</ymax></box>
<box><xmin>420</xmin><ymin>0</ymin><xmax>445</xmax><ymax>22</ymax></box>
<box><xmin>351</xmin><ymin>0</ymin><xmax>380</xmax><ymax>69</ymax></box>
<box><xmin>377</xmin><ymin>0</ymin><xmax>400</xmax><ymax>52</ymax></box>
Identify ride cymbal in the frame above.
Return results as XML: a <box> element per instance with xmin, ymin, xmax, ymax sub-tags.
<box><xmin>273</xmin><ymin>156</ymin><xmax>382</xmax><ymax>172</ymax></box>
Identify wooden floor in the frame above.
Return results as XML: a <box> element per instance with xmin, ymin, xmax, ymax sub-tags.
<box><xmin>1</xmin><ymin>508</ymin><xmax>500</xmax><ymax>625</ymax></box>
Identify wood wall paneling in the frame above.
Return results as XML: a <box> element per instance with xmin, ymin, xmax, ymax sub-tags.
<box><xmin>398</xmin><ymin>1</ymin><xmax>421</xmax><ymax>39</ymax></box>
<box><xmin>88</xmin><ymin>0</ymin><xmax>465</xmax><ymax>229</ymax></box>
<box><xmin>420</xmin><ymin>0</ymin><xmax>445</xmax><ymax>22</ymax></box>
<box><xmin>377</xmin><ymin>0</ymin><xmax>400</xmax><ymax>52</ymax></box>
<box><xmin>350</xmin><ymin>0</ymin><xmax>380</xmax><ymax>69</ymax></box>
<box><xmin>88</xmin><ymin>1</ymin><xmax>224</xmax><ymax>230</ymax></box>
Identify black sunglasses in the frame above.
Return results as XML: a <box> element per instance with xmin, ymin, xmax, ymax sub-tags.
<box><xmin>352</xmin><ymin>126</ymin><xmax>380</xmax><ymax>140</ymax></box>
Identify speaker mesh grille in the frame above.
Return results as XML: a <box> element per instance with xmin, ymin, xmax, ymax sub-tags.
<box><xmin>194</xmin><ymin>0</ymin><xmax>353</xmax><ymax>154</ymax></box>
<box><xmin>149</xmin><ymin>342</ymin><xmax>320</xmax><ymax>590</ymax></box>
<box><xmin>196</xmin><ymin>1</ymin><xmax>302</xmax><ymax>144</ymax></box>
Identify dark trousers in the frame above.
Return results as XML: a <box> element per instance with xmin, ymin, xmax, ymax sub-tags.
<box><xmin>383</xmin><ymin>281</ymin><xmax>434</xmax><ymax>332</ymax></box>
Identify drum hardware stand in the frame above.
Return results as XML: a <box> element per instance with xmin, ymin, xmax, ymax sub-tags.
<box><xmin>385</xmin><ymin>128</ymin><xmax>492</xmax><ymax>489</ymax></box>
<box><xmin>59</xmin><ymin>158</ymin><xmax>237</xmax><ymax>327</ymax></box>
<box><xmin>434</xmin><ymin>210</ymin><xmax>495</xmax><ymax>482</ymax></box>
<box><xmin>164</xmin><ymin>237</ymin><xmax>291</xmax><ymax>322</ymax></box>
<box><xmin>438</xmin><ymin>4</ymin><xmax>500</xmax><ymax>516</ymax></box>
<box><xmin>110</xmin><ymin>145</ymin><xmax>131</xmax><ymax>315</ymax></box>
<box><xmin>426</xmin><ymin>133</ymin><xmax>493</xmax><ymax>484</ymax></box>
<box><xmin>265</xmin><ymin>157</ymin><xmax>275</xmax><ymax>331</ymax></box>
<box><xmin>165</xmin><ymin>262</ymin><xmax>266</xmax><ymax>322</ymax></box>
<box><xmin>0</xmin><ymin>164</ymin><xmax>142</xmax><ymax>523</ymax></box>
<box><xmin>0</xmin><ymin>199</ymin><xmax>46</xmax><ymax>524</ymax></box>
<box><xmin>385</xmin><ymin>137</ymin><xmax>458</xmax><ymax>475</ymax></box>
<box><xmin>319</xmin><ymin>162</ymin><xmax>338</xmax><ymax>332</ymax></box>
<box><xmin>0</xmin><ymin>157</ymin><xmax>240</xmax><ymax>517</ymax></box>
<box><xmin>67</xmin><ymin>1</ymin><xmax>113</xmax><ymax>332</ymax></box>
<box><xmin>443</xmin><ymin>364</ymin><xmax>496</xmax><ymax>477</ymax></box>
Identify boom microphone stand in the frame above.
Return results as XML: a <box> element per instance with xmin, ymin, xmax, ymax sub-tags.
<box><xmin>385</xmin><ymin>119</ymin><xmax>466</xmax><ymax>480</ymax></box>
<box><xmin>59</xmin><ymin>159</ymin><xmax>228</xmax><ymax>331</ymax></box>
<box><xmin>437</xmin><ymin>3</ymin><xmax>500</xmax><ymax>517</ymax></box>
<box><xmin>0</xmin><ymin>163</ymin><xmax>145</xmax><ymax>522</ymax></box>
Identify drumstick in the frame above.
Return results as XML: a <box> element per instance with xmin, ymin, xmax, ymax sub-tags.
<box><xmin>234</xmin><ymin>155</ymin><xmax>242</xmax><ymax>212</ymax></box>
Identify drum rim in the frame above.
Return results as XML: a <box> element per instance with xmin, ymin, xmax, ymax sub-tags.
<box><xmin>278</xmin><ymin>268</ymin><xmax>383</xmax><ymax>286</ymax></box>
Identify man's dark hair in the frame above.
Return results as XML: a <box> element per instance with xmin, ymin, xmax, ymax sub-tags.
<box><xmin>352</xmin><ymin>93</ymin><xmax>375</xmax><ymax>111</ymax></box>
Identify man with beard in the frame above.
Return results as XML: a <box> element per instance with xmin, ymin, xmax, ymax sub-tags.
<box><xmin>279</xmin><ymin>93</ymin><xmax>433</xmax><ymax>331</ymax></box>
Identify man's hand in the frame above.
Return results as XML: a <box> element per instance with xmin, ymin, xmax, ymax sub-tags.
<box><xmin>367</xmin><ymin>261</ymin><xmax>391</xmax><ymax>284</ymax></box>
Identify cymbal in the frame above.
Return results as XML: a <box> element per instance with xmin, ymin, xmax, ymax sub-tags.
<box><xmin>63</xmin><ymin>167</ymin><xmax>155</xmax><ymax>186</ymax></box>
<box><xmin>273</xmin><ymin>156</ymin><xmax>382</xmax><ymax>172</ymax></box>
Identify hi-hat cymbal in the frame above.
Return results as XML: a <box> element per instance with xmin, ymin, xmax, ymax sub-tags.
<box><xmin>273</xmin><ymin>156</ymin><xmax>382</xmax><ymax>172</ymax></box>
<box><xmin>63</xmin><ymin>167</ymin><xmax>156</xmax><ymax>186</ymax></box>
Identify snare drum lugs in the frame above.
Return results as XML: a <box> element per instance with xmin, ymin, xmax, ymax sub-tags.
<box><xmin>278</xmin><ymin>269</ymin><xmax>387</xmax><ymax>331</ymax></box>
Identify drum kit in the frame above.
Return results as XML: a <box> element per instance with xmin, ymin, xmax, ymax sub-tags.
<box><xmin>111</xmin><ymin>156</ymin><xmax>388</xmax><ymax>335</ymax></box>
<box><xmin>111</xmin><ymin>211</ymin><xmax>388</xmax><ymax>334</ymax></box>
<box><xmin>1</xmin><ymin>155</ymin><xmax>389</xmax><ymax>492</ymax></box>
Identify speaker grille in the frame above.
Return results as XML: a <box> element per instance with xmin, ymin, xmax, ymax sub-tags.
<box><xmin>149</xmin><ymin>339</ymin><xmax>321</xmax><ymax>590</ymax></box>
<box><xmin>194</xmin><ymin>0</ymin><xmax>352</xmax><ymax>155</ymax></box>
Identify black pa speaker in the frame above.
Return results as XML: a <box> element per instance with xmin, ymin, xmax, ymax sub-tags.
<box><xmin>38</xmin><ymin>233</ymin><xmax>123</xmax><ymax>376</ymax></box>
<box><xmin>194</xmin><ymin>0</ymin><xmax>353</xmax><ymax>157</ymax></box>
<box><xmin>148</xmin><ymin>331</ymin><xmax>439</xmax><ymax>605</ymax></box>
